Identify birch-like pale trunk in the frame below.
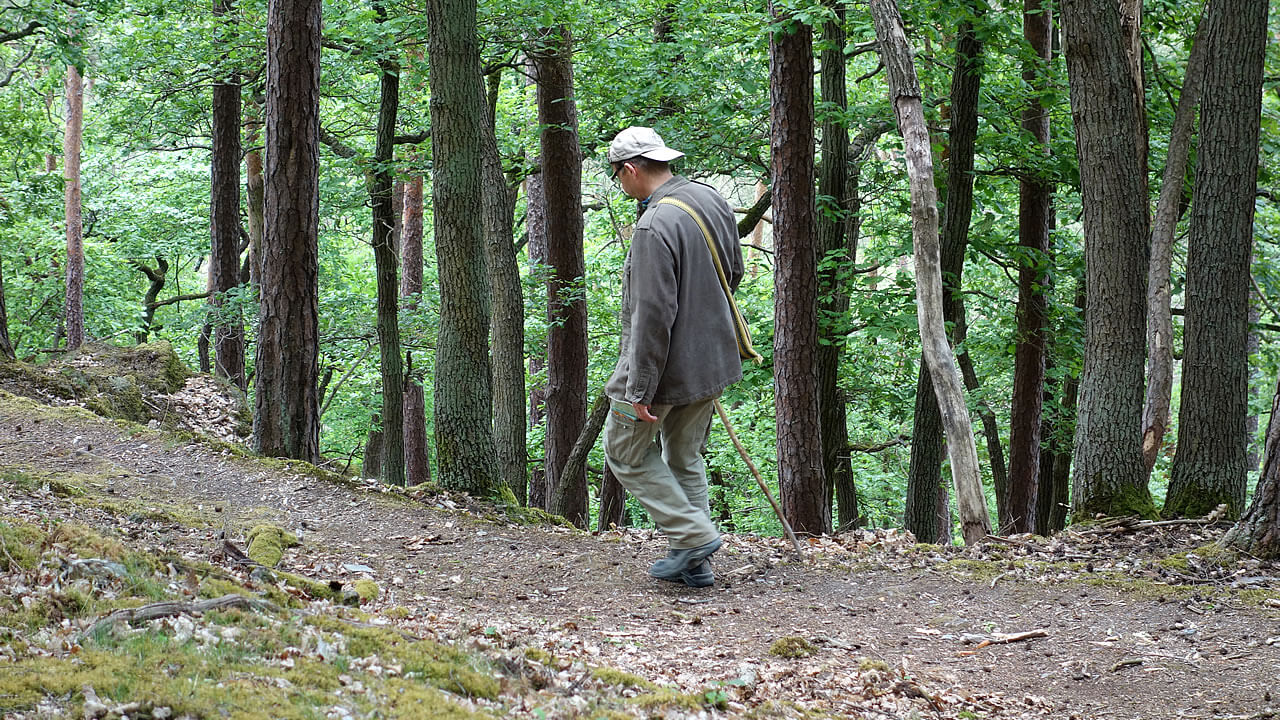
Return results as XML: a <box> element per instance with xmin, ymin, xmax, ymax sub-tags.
<box><xmin>870</xmin><ymin>0</ymin><xmax>990</xmax><ymax>545</ymax></box>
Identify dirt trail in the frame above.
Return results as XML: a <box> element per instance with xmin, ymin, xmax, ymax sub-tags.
<box><xmin>2</xmin><ymin>393</ymin><xmax>1278</xmax><ymax>719</ymax></box>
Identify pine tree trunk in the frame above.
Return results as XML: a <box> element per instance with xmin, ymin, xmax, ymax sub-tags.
<box><xmin>482</xmin><ymin>71</ymin><xmax>527</xmax><ymax>499</ymax></box>
<box><xmin>1164</xmin><ymin>0</ymin><xmax>1265</xmax><ymax>519</ymax></box>
<box><xmin>0</xmin><ymin>251</ymin><xmax>13</xmax><ymax>360</ymax></box>
<box><xmin>1061</xmin><ymin>0</ymin><xmax>1154</xmax><ymax>518</ymax></box>
<box><xmin>254</xmin><ymin>0</ymin><xmax>322</xmax><ymax>462</ymax></box>
<box><xmin>526</xmin><ymin>168</ymin><xmax>548</xmax><ymax>509</ymax></box>
<box><xmin>210</xmin><ymin>0</ymin><xmax>246</xmax><ymax>390</ymax></box>
<box><xmin>401</xmin><ymin>175</ymin><xmax>432</xmax><ymax>486</ymax></box>
<box><xmin>871</xmin><ymin>0</ymin><xmax>989</xmax><ymax>545</ymax></box>
<box><xmin>531</xmin><ymin>27</ymin><xmax>588</xmax><ymax>527</ymax></box>
<box><xmin>816</xmin><ymin>3</ymin><xmax>850</xmax><ymax>530</ymax></box>
<box><xmin>598</xmin><ymin>464</ymin><xmax>628</xmax><ymax>531</ymax></box>
<box><xmin>245</xmin><ymin>109</ymin><xmax>265</xmax><ymax>290</ymax></box>
<box><xmin>427</xmin><ymin>0</ymin><xmax>498</xmax><ymax>494</ymax></box>
<box><xmin>63</xmin><ymin>64</ymin><xmax>85</xmax><ymax>350</ymax></box>
<box><xmin>1006</xmin><ymin>0</ymin><xmax>1053</xmax><ymax>534</ymax></box>
<box><xmin>1143</xmin><ymin>18</ymin><xmax>1207</xmax><ymax>477</ymax></box>
<box><xmin>771</xmin><ymin>2</ymin><xmax>828</xmax><ymax>537</ymax></box>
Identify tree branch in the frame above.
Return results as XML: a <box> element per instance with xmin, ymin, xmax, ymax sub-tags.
<box><xmin>0</xmin><ymin>21</ymin><xmax>42</xmax><ymax>43</ymax></box>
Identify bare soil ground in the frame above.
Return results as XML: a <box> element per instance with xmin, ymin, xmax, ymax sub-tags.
<box><xmin>1</xmin><ymin>366</ymin><xmax>1279</xmax><ymax>719</ymax></box>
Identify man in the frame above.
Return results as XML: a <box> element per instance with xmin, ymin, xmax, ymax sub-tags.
<box><xmin>603</xmin><ymin>126</ymin><xmax>745</xmax><ymax>588</ymax></box>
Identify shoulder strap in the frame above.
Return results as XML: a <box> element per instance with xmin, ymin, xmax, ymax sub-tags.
<box><xmin>656</xmin><ymin>197</ymin><xmax>763</xmax><ymax>363</ymax></box>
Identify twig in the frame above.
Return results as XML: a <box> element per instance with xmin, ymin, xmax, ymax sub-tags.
<box><xmin>713</xmin><ymin>399</ymin><xmax>803</xmax><ymax>555</ymax></box>
<box><xmin>319</xmin><ymin>342</ymin><xmax>376</xmax><ymax>418</ymax></box>
<box><xmin>974</xmin><ymin>629</ymin><xmax>1048</xmax><ymax>648</ymax></box>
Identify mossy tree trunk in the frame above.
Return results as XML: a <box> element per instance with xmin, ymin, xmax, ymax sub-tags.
<box><xmin>1223</xmin><ymin>373</ymin><xmax>1280</xmax><ymax>558</ymax></box>
<box><xmin>1164</xmin><ymin>0</ymin><xmax>1265</xmax><ymax>520</ymax></box>
<box><xmin>1061</xmin><ymin>0</ymin><xmax>1153</xmax><ymax>519</ymax></box>
<box><xmin>426</xmin><ymin>0</ymin><xmax>498</xmax><ymax>494</ymax></box>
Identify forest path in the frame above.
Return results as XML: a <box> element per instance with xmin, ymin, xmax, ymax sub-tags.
<box><xmin>1</xmin><ymin>390</ymin><xmax>1277</xmax><ymax>719</ymax></box>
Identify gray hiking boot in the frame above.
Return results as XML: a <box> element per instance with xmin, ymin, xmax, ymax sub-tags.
<box><xmin>680</xmin><ymin>558</ymin><xmax>714</xmax><ymax>588</ymax></box>
<box><xmin>648</xmin><ymin>537</ymin><xmax>721</xmax><ymax>581</ymax></box>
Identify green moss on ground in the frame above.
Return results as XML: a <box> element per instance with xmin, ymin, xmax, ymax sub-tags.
<box><xmin>769</xmin><ymin>635</ymin><xmax>818</xmax><ymax>659</ymax></box>
<box><xmin>246</xmin><ymin>525</ymin><xmax>299</xmax><ymax>567</ymax></box>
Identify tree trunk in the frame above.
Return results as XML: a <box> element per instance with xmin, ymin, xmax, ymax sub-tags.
<box><xmin>254</xmin><ymin>0</ymin><xmax>322</xmax><ymax>462</ymax></box>
<box><xmin>1164</xmin><ymin>0</ymin><xmax>1265</xmax><ymax>520</ymax></box>
<box><xmin>371</xmin><ymin>5</ymin><xmax>405</xmax><ymax>487</ymax></box>
<box><xmin>245</xmin><ymin>108</ymin><xmax>265</xmax><ymax>290</ymax></box>
<box><xmin>905</xmin><ymin>363</ymin><xmax>948</xmax><ymax>543</ymax></box>
<box><xmin>531</xmin><ymin>27</ymin><xmax>588</xmax><ymax>524</ymax></box>
<box><xmin>1005</xmin><ymin>0</ymin><xmax>1053</xmax><ymax>534</ymax></box>
<box><xmin>364</xmin><ymin>412</ymin><xmax>384</xmax><ymax>478</ymax></box>
<box><xmin>1142</xmin><ymin>18</ymin><xmax>1207</xmax><ymax>477</ymax></box>
<box><xmin>482</xmin><ymin>70</ymin><xmax>528</xmax><ymax>500</ymax></box>
<box><xmin>210</xmin><ymin>0</ymin><xmax>246</xmax><ymax>390</ymax></box>
<box><xmin>1061</xmin><ymin>0</ymin><xmax>1154</xmax><ymax>518</ymax></box>
<box><xmin>871</xmin><ymin>0</ymin><xmax>990</xmax><ymax>545</ymax></box>
<box><xmin>427</xmin><ymin>0</ymin><xmax>498</xmax><ymax>494</ymax></box>
<box><xmin>771</xmin><ymin>1</ymin><xmax>828</xmax><ymax>538</ymax></box>
<box><xmin>553</xmin><ymin>392</ymin><xmax>607</xmax><ymax>528</ymax></box>
<box><xmin>527</xmin><ymin>168</ymin><xmax>548</xmax><ymax>509</ymax></box>
<box><xmin>598</xmin><ymin>464</ymin><xmax>628</xmax><ymax>531</ymax></box>
<box><xmin>816</xmin><ymin>2</ymin><xmax>859</xmax><ymax>532</ymax></box>
<box><xmin>63</xmin><ymin>63</ymin><xmax>85</xmax><ymax>350</ymax></box>
<box><xmin>1222</xmin><ymin>373</ymin><xmax>1280</xmax><ymax>558</ymax></box>
<box><xmin>401</xmin><ymin>175</ymin><xmax>432</xmax><ymax>486</ymax></box>
<box><xmin>0</xmin><ymin>251</ymin><xmax>14</xmax><ymax>360</ymax></box>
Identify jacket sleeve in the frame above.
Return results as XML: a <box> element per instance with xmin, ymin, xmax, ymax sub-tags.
<box><xmin>623</xmin><ymin>223</ymin><xmax>680</xmax><ymax>405</ymax></box>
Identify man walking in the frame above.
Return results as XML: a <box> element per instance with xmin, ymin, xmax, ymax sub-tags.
<box><xmin>603</xmin><ymin>126</ymin><xmax>745</xmax><ymax>588</ymax></box>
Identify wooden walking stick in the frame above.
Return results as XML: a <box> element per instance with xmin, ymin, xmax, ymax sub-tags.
<box><xmin>714</xmin><ymin>399</ymin><xmax>804</xmax><ymax>554</ymax></box>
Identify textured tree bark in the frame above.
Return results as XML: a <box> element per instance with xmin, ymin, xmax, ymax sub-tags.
<box><xmin>1061</xmin><ymin>0</ymin><xmax>1153</xmax><ymax>518</ymax></box>
<box><xmin>771</xmin><ymin>2</ymin><xmax>829</xmax><ymax>537</ymax></box>
<box><xmin>245</xmin><ymin>109</ymin><xmax>265</xmax><ymax>290</ymax></box>
<box><xmin>426</xmin><ymin>0</ymin><xmax>498</xmax><ymax>494</ymax></box>
<box><xmin>1142</xmin><ymin>19</ymin><xmax>1207</xmax><ymax>478</ymax></box>
<box><xmin>1164</xmin><ymin>0</ymin><xmax>1265</xmax><ymax>519</ymax></box>
<box><xmin>63</xmin><ymin>63</ymin><xmax>84</xmax><ymax>350</ymax></box>
<box><xmin>0</xmin><ymin>251</ymin><xmax>14</xmax><ymax>359</ymax></box>
<box><xmin>597</xmin><ymin>464</ymin><xmax>628</xmax><ymax>531</ymax></box>
<box><xmin>531</xmin><ymin>27</ymin><xmax>588</xmax><ymax>527</ymax></box>
<box><xmin>1222</xmin><ymin>374</ymin><xmax>1280</xmax><ymax>558</ymax></box>
<box><xmin>254</xmin><ymin>0</ymin><xmax>322</xmax><ymax>462</ymax></box>
<box><xmin>371</xmin><ymin>3</ymin><xmax>404</xmax><ymax>487</ymax></box>
<box><xmin>401</xmin><ymin>175</ymin><xmax>431</xmax><ymax>486</ymax></box>
<box><xmin>482</xmin><ymin>70</ymin><xmax>527</xmax><ymax>500</ymax></box>
<box><xmin>816</xmin><ymin>3</ymin><xmax>851</xmax><ymax>531</ymax></box>
<box><xmin>905</xmin><ymin>363</ymin><xmax>948</xmax><ymax>543</ymax></box>
<box><xmin>526</xmin><ymin>168</ymin><xmax>548</xmax><ymax>509</ymax></box>
<box><xmin>210</xmin><ymin>0</ymin><xmax>246</xmax><ymax>390</ymax></box>
<box><xmin>871</xmin><ymin>0</ymin><xmax>989</xmax><ymax>545</ymax></box>
<box><xmin>1005</xmin><ymin>0</ymin><xmax>1053</xmax><ymax>534</ymax></box>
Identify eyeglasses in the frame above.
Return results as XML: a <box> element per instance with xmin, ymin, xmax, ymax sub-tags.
<box><xmin>610</xmin><ymin>161</ymin><xmax>632</xmax><ymax>181</ymax></box>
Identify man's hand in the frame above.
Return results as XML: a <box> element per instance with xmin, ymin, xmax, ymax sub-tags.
<box><xmin>632</xmin><ymin>402</ymin><xmax>659</xmax><ymax>423</ymax></box>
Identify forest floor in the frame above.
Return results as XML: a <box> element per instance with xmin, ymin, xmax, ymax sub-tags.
<box><xmin>1</xmin><ymin>350</ymin><xmax>1279</xmax><ymax>720</ymax></box>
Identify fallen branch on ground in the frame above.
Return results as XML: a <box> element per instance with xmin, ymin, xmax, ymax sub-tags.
<box><xmin>79</xmin><ymin>594</ymin><xmax>276</xmax><ymax>641</ymax></box>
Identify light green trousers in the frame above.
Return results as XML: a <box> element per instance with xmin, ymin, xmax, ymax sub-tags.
<box><xmin>603</xmin><ymin>397</ymin><xmax>719</xmax><ymax>549</ymax></box>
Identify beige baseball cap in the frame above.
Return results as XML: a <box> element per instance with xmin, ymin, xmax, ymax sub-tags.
<box><xmin>608</xmin><ymin>126</ymin><xmax>685</xmax><ymax>163</ymax></box>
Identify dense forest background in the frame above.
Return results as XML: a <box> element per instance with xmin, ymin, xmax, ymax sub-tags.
<box><xmin>2</xmin><ymin>0</ymin><xmax>1278</xmax><ymax>549</ymax></box>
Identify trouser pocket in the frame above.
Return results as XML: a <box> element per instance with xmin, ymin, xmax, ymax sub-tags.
<box><xmin>604</xmin><ymin>400</ymin><xmax>657</xmax><ymax>467</ymax></box>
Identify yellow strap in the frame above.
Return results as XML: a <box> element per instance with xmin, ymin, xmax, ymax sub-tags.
<box><xmin>656</xmin><ymin>197</ymin><xmax>763</xmax><ymax>363</ymax></box>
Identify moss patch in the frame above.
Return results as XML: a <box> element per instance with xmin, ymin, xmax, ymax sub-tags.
<box><xmin>769</xmin><ymin>635</ymin><xmax>818</xmax><ymax>658</ymax></box>
<box><xmin>246</xmin><ymin>525</ymin><xmax>299</xmax><ymax>567</ymax></box>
